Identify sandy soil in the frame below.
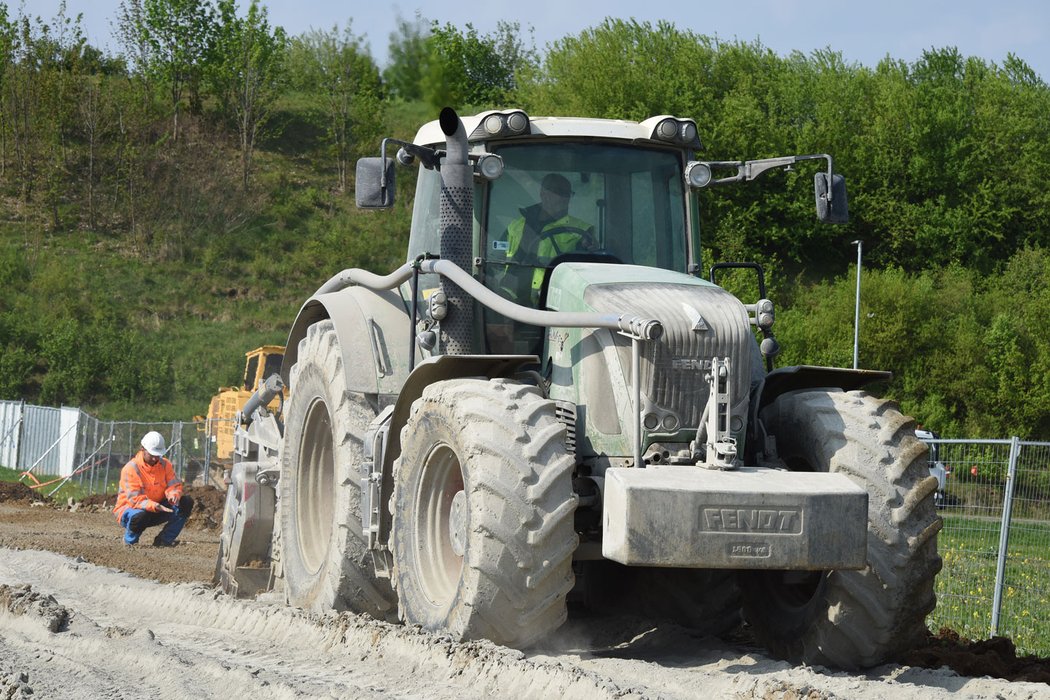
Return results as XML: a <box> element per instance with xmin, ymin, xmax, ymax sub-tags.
<box><xmin>0</xmin><ymin>482</ymin><xmax>1048</xmax><ymax>699</ymax></box>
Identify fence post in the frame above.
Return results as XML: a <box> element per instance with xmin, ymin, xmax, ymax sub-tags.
<box><xmin>203</xmin><ymin>419</ymin><xmax>211</xmax><ymax>488</ymax></box>
<box><xmin>990</xmin><ymin>435</ymin><xmax>1021</xmax><ymax>636</ymax></box>
<box><xmin>171</xmin><ymin>420</ymin><xmax>181</xmax><ymax>480</ymax></box>
<box><xmin>103</xmin><ymin>421</ymin><xmax>115</xmax><ymax>495</ymax></box>
<box><xmin>15</xmin><ymin>399</ymin><xmax>25</xmax><ymax>472</ymax></box>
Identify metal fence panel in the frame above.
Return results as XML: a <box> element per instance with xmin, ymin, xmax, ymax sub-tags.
<box><xmin>997</xmin><ymin>441</ymin><xmax>1050</xmax><ymax>656</ymax></box>
<box><xmin>19</xmin><ymin>404</ymin><xmax>65</xmax><ymax>475</ymax></box>
<box><xmin>0</xmin><ymin>400</ymin><xmax>22</xmax><ymax>469</ymax></box>
<box><xmin>3</xmin><ymin>405</ymin><xmax>230</xmax><ymax>496</ymax></box>
<box><xmin>923</xmin><ymin>438</ymin><xmax>1050</xmax><ymax>656</ymax></box>
<box><xmin>76</xmin><ymin>420</ymin><xmax>223</xmax><ymax>492</ymax></box>
<box><xmin>924</xmin><ymin>439</ymin><xmax>1013</xmax><ymax>644</ymax></box>
<box><xmin>57</xmin><ymin>407</ymin><xmax>79</xmax><ymax>476</ymax></box>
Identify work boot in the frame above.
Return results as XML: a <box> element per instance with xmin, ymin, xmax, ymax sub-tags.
<box><xmin>152</xmin><ymin>536</ymin><xmax>178</xmax><ymax>548</ymax></box>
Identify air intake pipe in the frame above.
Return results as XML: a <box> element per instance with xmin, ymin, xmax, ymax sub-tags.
<box><xmin>437</xmin><ymin>107</ymin><xmax>475</xmax><ymax>355</ymax></box>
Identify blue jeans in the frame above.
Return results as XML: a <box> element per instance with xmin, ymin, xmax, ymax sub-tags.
<box><xmin>120</xmin><ymin>495</ymin><xmax>195</xmax><ymax>545</ymax></box>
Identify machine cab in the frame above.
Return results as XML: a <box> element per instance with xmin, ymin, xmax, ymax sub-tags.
<box><xmin>402</xmin><ymin>112</ymin><xmax>701</xmax><ymax>356</ymax></box>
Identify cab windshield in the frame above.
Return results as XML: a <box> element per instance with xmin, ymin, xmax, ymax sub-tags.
<box><xmin>482</xmin><ymin>142</ymin><xmax>687</xmax><ymax>307</ymax></box>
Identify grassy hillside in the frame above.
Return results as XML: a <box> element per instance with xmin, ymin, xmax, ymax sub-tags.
<box><xmin>0</xmin><ymin>96</ymin><xmax>420</xmax><ymax>420</ymax></box>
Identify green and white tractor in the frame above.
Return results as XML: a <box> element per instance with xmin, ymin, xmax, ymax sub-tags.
<box><xmin>216</xmin><ymin>107</ymin><xmax>941</xmax><ymax>669</ymax></box>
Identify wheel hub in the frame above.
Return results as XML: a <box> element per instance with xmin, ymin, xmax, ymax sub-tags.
<box><xmin>449</xmin><ymin>490</ymin><xmax>466</xmax><ymax>556</ymax></box>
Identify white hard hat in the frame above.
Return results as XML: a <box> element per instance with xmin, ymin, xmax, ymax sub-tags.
<box><xmin>141</xmin><ymin>431</ymin><xmax>167</xmax><ymax>457</ymax></box>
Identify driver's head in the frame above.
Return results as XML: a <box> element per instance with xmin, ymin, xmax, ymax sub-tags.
<box><xmin>539</xmin><ymin>173</ymin><xmax>572</xmax><ymax>219</ymax></box>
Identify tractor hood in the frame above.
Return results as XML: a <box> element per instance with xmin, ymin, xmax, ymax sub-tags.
<box><xmin>545</xmin><ymin>263</ymin><xmax>720</xmax><ymax>310</ymax></box>
<box><xmin>545</xmin><ymin>262</ymin><xmax>758</xmax><ymax>458</ymax></box>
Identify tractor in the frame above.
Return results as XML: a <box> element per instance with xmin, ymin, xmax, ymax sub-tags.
<box><xmin>217</xmin><ymin>107</ymin><xmax>941</xmax><ymax>669</ymax></box>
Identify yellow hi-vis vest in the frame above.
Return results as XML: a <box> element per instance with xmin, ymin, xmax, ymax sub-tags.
<box><xmin>504</xmin><ymin>212</ymin><xmax>594</xmax><ymax>301</ymax></box>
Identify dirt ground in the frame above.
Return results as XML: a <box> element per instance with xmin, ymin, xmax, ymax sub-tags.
<box><xmin>0</xmin><ymin>482</ymin><xmax>224</xmax><ymax>584</ymax></box>
<box><xmin>0</xmin><ymin>481</ymin><xmax>1049</xmax><ymax>698</ymax></box>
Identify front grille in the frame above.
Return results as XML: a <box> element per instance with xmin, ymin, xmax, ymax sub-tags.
<box><xmin>584</xmin><ymin>282</ymin><xmax>753</xmax><ymax>428</ymax></box>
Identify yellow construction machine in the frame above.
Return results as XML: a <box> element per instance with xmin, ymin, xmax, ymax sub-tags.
<box><xmin>203</xmin><ymin>345</ymin><xmax>287</xmax><ymax>461</ymax></box>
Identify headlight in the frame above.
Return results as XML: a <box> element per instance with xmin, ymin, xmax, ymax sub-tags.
<box><xmin>756</xmin><ymin>298</ymin><xmax>775</xmax><ymax>330</ymax></box>
<box><xmin>483</xmin><ymin>114</ymin><xmax>503</xmax><ymax>135</ymax></box>
<box><xmin>505</xmin><ymin>111</ymin><xmax>529</xmax><ymax>134</ymax></box>
<box><xmin>471</xmin><ymin>110</ymin><xmax>531</xmax><ymax>139</ymax></box>
<box><xmin>656</xmin><ymin>118</ymin><xmax>679</xmax><ymax>140</ymax></box>
<box><xmin>685</xmin><ymin>161</ymin><xmax>713</xmax><ymax>188</ymax></box>
<box><xmin>649</xmin><ymin>117</ymin><xmax>700</xmax><ymax>146</ymax></box>
<box><xmin>475</xmin><ymin>153</ymin><xmax>504</xmax><ymax>180</ymax></box>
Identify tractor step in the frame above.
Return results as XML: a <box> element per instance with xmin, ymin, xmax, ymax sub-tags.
<box><xmin>602</xmin><ymin>465</ymin><xmax>867</xmax><ymax>569</ymax></box>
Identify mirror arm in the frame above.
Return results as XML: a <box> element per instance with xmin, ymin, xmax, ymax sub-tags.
<box><xmin>705</xmin><ymin>154</ymin><xmax>836</xmax><ymax>201</ymax></box>
<box><xmin>381</xmin><ymin>138</ymin><xmax>442</xmax><ymax>170</ymax></box>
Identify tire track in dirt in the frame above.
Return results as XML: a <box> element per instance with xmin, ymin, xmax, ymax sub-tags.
<box><xmin>1</xmin><ymin>547</ymin><xmax>1048</xmax><ymax>699</ymax></box>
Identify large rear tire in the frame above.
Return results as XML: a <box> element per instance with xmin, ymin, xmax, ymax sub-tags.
<box><xmin>390</xmin><ymin>378</ymin><xmax>578</xmax><ymax>647</ymax></box>
<box><xmin>278</xmin><ymin>320</ymin><xmax>396</xmax><ymax>618</ymax></box>
<box><xmin>740</xmin><ymin>389</ymin><xmax>942</xmax><ymax>669</ymax></box>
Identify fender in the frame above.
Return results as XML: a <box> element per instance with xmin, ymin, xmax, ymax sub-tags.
<box><xmin>755</xmin><ymin>365</ymin><xmax>891</xmax><ymax>412</ymax></box>
<box><xmin>282</xmin><ymin>286</ymin><xmax>417</xmax><ymax>397</ymax></box>
<box><xmin>747</xmin><ymin>364</ymin><xmax>892</xmax><ymax>462</ymax></box>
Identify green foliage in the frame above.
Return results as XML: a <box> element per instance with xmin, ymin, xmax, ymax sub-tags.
<box><xmin>424</xmin><ymin>21</ymin><xmax>535</xmax><ymax>110</ymax></box>
<box><xmin>2</xmin><ymin>8</ymin><xmax>1050</xmax><ymax>444</ymax></box>
<box><xmin>383</xmin><ymin>13</ymin><xmax>428</xmax><ymax>101</ymax></box>
<box><xmin>777</xmin><ymin>247</ymin><xmax>1050</xmax><ymax>439</ymax></box>
<box><xmin>208</xmin><ymin>0</ymin><xmax>287</xmax><ymax>189</ymax></box>
<box><xmin>135</xmin><ymin>0</ymin><xmax>214</xmax><ymax>138</ymax></box>
<box><xmin>383</xmin><ymin>15</ymin><xmax>535</xmax><ymax>110</ymax></box>
<box><xmin>286</xmin><ymin>22</ymin><xmax>382</xmax><ymax>190</ymax></box>
<box><xmin>518</xmin><ymin>19</ymin><xmax>716</xmax><ymax>119</ymax></box>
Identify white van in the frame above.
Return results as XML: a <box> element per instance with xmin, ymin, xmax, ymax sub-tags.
<box><xmin>915</xmin><ymin>428</ymin><xmax>949</xmax><ymax>507</ymax></box>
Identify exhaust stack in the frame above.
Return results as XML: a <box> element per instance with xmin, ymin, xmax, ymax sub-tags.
<box><xmin>437</xmin><ymin>107</ymin><xmax>475</xmax><ymax>355</ymax></box>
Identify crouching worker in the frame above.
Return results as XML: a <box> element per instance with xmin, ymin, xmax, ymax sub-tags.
<box><xmin>113</xmin><ymin>431</ymin><xmax>194</xmax><ymax>547</ymax></box>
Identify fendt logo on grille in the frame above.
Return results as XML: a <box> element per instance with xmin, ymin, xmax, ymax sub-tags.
<box><xmin>671</xmin><ymin>357</ymin><xmax>713</xmax><ymax>371</ymax></box>
<box><xmin>700</xmin><ymin>507</ymin><xmax>802</xmax><ymax>534</ymax></box>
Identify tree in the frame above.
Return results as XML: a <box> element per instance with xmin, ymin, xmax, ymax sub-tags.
<box><xmin>289</xmin><ymin>23</ymin><xmax>380</xmax><ymax>192</ymax></box>
<box><xmin>383</xmin><ymin>17</ymin><xmax>535</xmax><ymax>109</ymax></box>
<box><xmin>383</xmin><ymin>12</ymin><xmax>428</xmax><ymax>101</ymax></box>
<box><xmin>423</xmin><ymin>21</ymin><xmax>534</xmax><ymax>109</ymax></box>
<box><xmin>130</xmin><ymin>0</ymin><xmax>213</xmax><ymax>141</ymax></box>
<box><xmin>518</xmin><ymin>19</ymin><xmax>716</xmax><ymax>119</ymax></box>
<box><xmin>78</xmin><ymin>74</ymin><xmax>106</xmax><ymax>228</ymax></box>
<box><xmin>0</xmin><ymin>4</ymin><xmax>15</xmax><ymax>179</ymax></box>
<box><xmin>209</xmin><ymin>0</ymin><xmax>286</xmax><ymax>190</ymax></box>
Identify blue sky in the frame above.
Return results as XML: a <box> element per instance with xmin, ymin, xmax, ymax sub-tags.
<box><xmin>26</xmin><ymin>0</ymin><xmax>1050</xmax><ymax>80</ymax></box>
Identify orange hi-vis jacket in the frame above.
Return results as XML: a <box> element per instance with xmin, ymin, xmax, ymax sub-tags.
<box><xmin>113</xmin><ymin>451</ymin><xmax>184</xmax><ymax>521</ymax></box>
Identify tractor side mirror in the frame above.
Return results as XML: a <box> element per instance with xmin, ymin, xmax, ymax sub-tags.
<box><xmin>355</xmin><ymin>157</ymin><xmax>396</xmax><ymax>209</ymax></box>
<box><xmin>814</xmin><ymin>172</ymin><xmax>849</xmax><ymax>224</ymax></box>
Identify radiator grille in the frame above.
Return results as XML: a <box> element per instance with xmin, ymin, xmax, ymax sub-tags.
<box><xmin>584</xmin><ymin>282</ymin><xmax>753</xmax><ymax>428</ymax></box>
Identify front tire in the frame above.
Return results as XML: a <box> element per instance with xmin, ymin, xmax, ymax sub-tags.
<box><xmin>740</xmin><ymin>389</ymin><xmax>942</xmax><ymax>669</ymax></box>
<box><xmin>390</xmin><ymin>378</ymin><xmax>578</xmax><ymax>647</ymax></box>
<box><xmin>278</xmin><ymin>320</ymin><xmax>396</xmax><ymax>618</ymax></box>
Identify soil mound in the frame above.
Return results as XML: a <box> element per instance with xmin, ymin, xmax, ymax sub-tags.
<box><xmin>72</xmin><ymin>485</ymin><xmax>225</xmax><ymax>531</ymax></box>
<box><xmin>902</xmin><ymin>627</ymin><xmax>1050</xmax><ymax>683</ymax></box>
<box><xmin>0</xmin><ymin>481</ymin><xmax>44</xmax><ymax>504</ymax></box>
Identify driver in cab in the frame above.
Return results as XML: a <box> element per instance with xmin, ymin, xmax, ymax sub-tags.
<box><xmin>499</xmin><ymin>173</ymin><xmax>596</xmax><ymax>304</ymax></box>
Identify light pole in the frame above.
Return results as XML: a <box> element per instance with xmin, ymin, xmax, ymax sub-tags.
<box><xmin>851</xmin><ymin>240</ymin><xmax>862</xmax><ymax>369</ymax></box>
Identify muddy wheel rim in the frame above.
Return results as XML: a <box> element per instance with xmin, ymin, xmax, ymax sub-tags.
<box><xmin>415</xmin><ymin>443</ymin><xmax>465</xmax><ymax>607</ymax></box>
<box><xmin>297</xmin><ymin>397</ymin><xmax>334</xmax><ymax>575</ymax></box>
